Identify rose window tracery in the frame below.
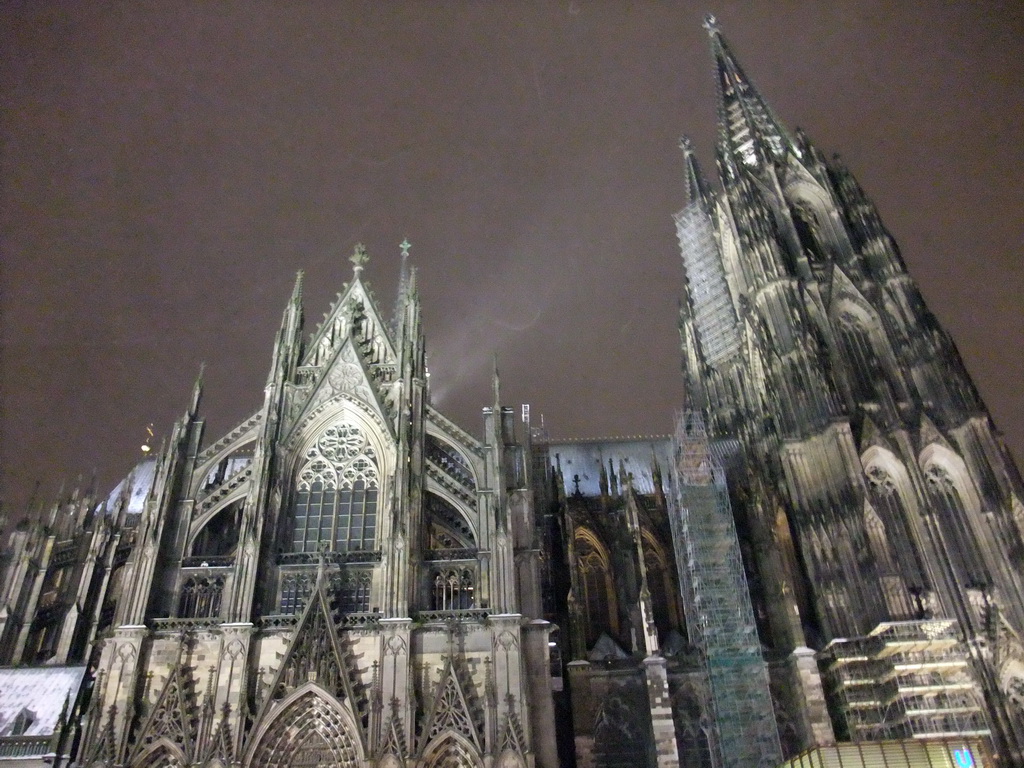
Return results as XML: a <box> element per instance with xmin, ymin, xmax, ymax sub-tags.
<box><xmin>292</xmin><ymin>423</ymin><xmax>379</xmax><ymax>553</ymax></box>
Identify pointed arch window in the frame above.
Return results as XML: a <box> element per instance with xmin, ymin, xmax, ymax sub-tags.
<box><xmin>431</xmin><ymin>567</ymin><xmax>475</xmax><ymax>610</ymax></box>
<box><xmin>643</xmin><ymin>544</ymin><xmax>676</xmax><ymax>637</ymax></box>
<box><xmin>291</xmin><ymin>423</ymin><xmax>379</xmax><ymax>553</ymax></box>
<box><xmin>865</xmin><ymin>466</ymin><xmax>928</xmax><ymax>598</ymax></box>
<box><xmin>178</xmin><ymin>575</ymin><xmax>224</xmax><ymax>619</ymax></box>
<box><xmin>576</xmin><ymin>534</ymin><xmax>615</xmax><ymax>647</ymax></box>
<box><xmin>792</xmin><ymin>199</ymin><xmax>828</xmax><ymax>265</ymax></box>
<box><xmin>925</xmin><ymin>465</ymin><xmax>991</xmax><ymax>590</ymax></box>
<box><xmin>836</xmin><ymin>310</ymin><xmax>884</xmax><ymax>404</ymax></box>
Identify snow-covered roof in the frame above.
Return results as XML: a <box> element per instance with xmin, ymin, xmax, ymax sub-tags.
<box><xmin>543</xmin><ymin>437</ymin><xmax>672</xmax><ymax>496</ymax></box>
<box><xmin>104</xmin><ymin>458</ymin><xmax>157</xmax><ymax>515</ymax></box>
<box><xmin>0</xmin><ymin>666</ymin><xmax>86</xmax><ymax>738</ymax></box>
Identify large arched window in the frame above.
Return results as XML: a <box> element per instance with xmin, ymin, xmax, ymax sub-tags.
<box><xmin>865</xmin><ymin>465</ymin><xmax>928</xmax><ymax>615</ymax></box>
<box><xmin>792</xmin><ymin>199</ymin><xmax>828</xmax><ymax>265</ymax></box>
<box><xmin>642</xmin><ymin>534</ymin><xmax>677</xmax><ymax>638</ymax></box>
<box><xmin>836</xmin><ymin>310</ymin><xmax>884</xmax><ymax>404</ymax></box>
<box><xmin>292</xmin><ymin>423</ymin><xmax>379</xmax><ymax>553</ymax></box>
<box><xmin>925</xmin><ymin>465</ymin><xmax>991</xmax><ymax>590</ymax></box>
<box><xmin>575</xmin><ymin>534</ymin><xmax>615</xmax><ymax>647</ymax></box>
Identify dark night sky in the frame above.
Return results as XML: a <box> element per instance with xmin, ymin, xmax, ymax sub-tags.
<box><xmin>2</xmin><ymin>2</ymin><xmax>1022</xmax><ymax>516</ymax></box>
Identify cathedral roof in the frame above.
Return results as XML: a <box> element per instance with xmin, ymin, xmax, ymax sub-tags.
<box><xmin>103</xmin><ymin>458</ymin><xmax>157</xmax><ymax>516</ymax></box>
<box><xmin>543</xmin><ymin>436</ymin><xmax>671</xmax><ymax>496</ymax></box>
<box><xmin>0</xmin><ymin>666</ymin><xmax>86</xmax><ymax>739</ymax></box>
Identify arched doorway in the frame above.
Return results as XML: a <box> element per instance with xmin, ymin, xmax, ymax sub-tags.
<box><xmin>246</xmin><ymin>688</ymin><xmax>362</xmax><ymax>768</ymax></box>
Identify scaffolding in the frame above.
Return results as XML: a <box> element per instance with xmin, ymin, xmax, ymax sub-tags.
<box><xmin>674</xmin><ymin>201</ymin><xmax>741</xmax><ymax>369</ymax></box>
<box><xmin>670</xmin><ymin>411</ymin><xmax>782</xmax><ymax>768</ymax></box>
<box><xmin>820</xmin><ymin>620</ymin><xmax>990</xmax><ymax>744</ymax></box>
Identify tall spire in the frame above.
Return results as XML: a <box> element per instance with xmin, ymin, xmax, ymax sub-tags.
<box><xmin>674</xmin><ymin>154</ymin><xmax>742</xmax><ymax>369</ymax></box>
<box><xmin>704</xmin><ymin>14</ymin><xmax>792</xmax><ymax>167</ymax></box>
<box><xmin>680</xmin><ymin>136</ymin><xmax>713</xmax><ymax>212</ymax></box>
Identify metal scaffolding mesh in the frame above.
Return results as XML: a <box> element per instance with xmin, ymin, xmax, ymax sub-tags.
<box><xmin>820</xmin><ymin>620</ymin><xmax>991</xmax><ymax>743</ymax></box>
<box><xmin>670</xmin><ymin>411</ymin><xmax>782</xmax><ymax>768</ymax></box>
<box><xmin>675</xmin><ymin>203</ymin><xmax>741</xmax><ymax>369</ymax></box>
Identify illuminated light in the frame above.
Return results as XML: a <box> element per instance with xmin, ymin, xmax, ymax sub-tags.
<box><xmin>140</xmin><ymin>422</ymin><xmax>154</xmax><ymax>454</ymax></box>
<box><xmin>954</xmin><ymin>748</ymin><xmax>975</xmax><ymax>768</ymax></box>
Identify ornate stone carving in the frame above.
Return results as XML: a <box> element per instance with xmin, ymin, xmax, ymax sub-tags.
<box><xmin>248</xmin><ymin>691</ymin><xmax>361</xmax><ymax>768</ymax></box>
<box><xmin>130</xmin><ymin>664</ymin><xmax>198</xmax><ymax>764</ymax></box>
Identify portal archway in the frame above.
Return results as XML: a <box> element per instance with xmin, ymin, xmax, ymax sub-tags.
<box><xmin>245</xmin><ymin>687</ymin><xmax>363</xmax><ymax>768</ymax></box>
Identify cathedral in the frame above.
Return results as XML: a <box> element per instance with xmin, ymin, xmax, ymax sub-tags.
<box><xmin>1</xmin><ymin>16</ymin><xmax>1022</xmax><ymax>768</ymax></box>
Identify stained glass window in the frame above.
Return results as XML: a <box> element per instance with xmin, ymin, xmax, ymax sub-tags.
<box><xmin>291</xmin><ymin>423</ymin><xmax>379</xmax><ymax>553</ymax></box>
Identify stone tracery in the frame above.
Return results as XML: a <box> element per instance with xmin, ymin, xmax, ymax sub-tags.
<box><xmin>292</xmin><ymin>422</ymin><xmax>380</xmax><ymax>553</ymax></box>
<box><xmin>247</xmin><ymin>691</ymin><xmax>361</xmax><ymax>768</ymax></box>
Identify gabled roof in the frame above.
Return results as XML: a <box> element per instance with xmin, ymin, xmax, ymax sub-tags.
<box><xmin>0</xmin><ymin>666</ymin><xmax>86</xmax><ymax>739</ymax></box>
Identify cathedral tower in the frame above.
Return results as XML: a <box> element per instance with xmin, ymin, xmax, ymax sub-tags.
<box><xmin>676</xmin><ymin>15</ymin><xmax>1024</xmax><ymax>762</ymax></box>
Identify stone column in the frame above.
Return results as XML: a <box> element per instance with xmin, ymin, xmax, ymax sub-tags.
<box><xmin>643</xmin><ymin>655</ymin><xmax>680</xmax><ymax>768</ymax></box>
<box><xmin>793</xmin><ymin>646</ymin><xmax>834</xmax><ymax>748</ymax></box>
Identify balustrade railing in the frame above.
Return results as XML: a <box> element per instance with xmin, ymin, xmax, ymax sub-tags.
<box><xmin>0</xmin><ymin>736</ymin><xmax>52</xmax><ymax>757</ymax></box>
<box><xmin>416</xmin><ymin>609</ymin><xmax>490</xmax><ymax>624</ymax></box>
<box><xmin>181</xmin><ymin>555</ymin><xmax>235</xmax><ymax>568</ymax></box>
<box><xmin>425</xmin><ymin>548</ymin><xmax>478</xmax><ymax>561</ymax></box>
<box><xmin>277</xmin><ymin>550</ymin><xmax>381</xmax><ymax>566</ymax></box>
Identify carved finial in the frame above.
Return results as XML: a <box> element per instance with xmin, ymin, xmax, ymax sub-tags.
<box><xmin>399</xmin><ymin>238</ymin><xmax>411</xmax><ymax>257</ymax></box>
<box><xmin>350</xmin><ymin>243</ymin><xmax>369</xmax><ymax>274</ymax></box>
<box><xmin>189</xmin><ymin>363</ymin><xmax>205</xmax><ymax>417</ymax></box>
<box><xmin>492</xmin><ymin>353</ymin><xmax>501</xmax><ymax>407</ymax></box>
<box><xmin>703</xmin><ymin>13</ymin><xmax>719</xmax><ymax>33</ymax></box>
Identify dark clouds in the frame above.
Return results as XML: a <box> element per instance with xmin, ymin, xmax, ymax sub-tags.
<box><xmin>2</xmin><ymin>2</ymin><xmax>1022</xmax><ymax>514</ymax></box>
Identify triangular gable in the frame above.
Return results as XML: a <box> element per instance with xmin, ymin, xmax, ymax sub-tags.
<box><xmin>84</xmin><ymin>700</ymin><xmax>119</xmax><ymax>766</ymax></box>
<box><xmin>377</xmin><ymin>701</ymin><xmax>407</xmax><ymax>759</ymax></box>
<box><xmin>588</xmin><ymin>632</ymin><xmax>628</xmax><ymax>661</ymax></box>
<box><xmin>781</xmin><ymin>152</ymin><xmax>821</xmax><ymax>189</ymax></box>
<box><xmin>858</xmin><ymin>415</ymin><xmax>892</xmax><ymax>454</ymax></box>
<box><xmin>204</xmin><ymin>703</ymin><xmax>234</xmax><ymax>765</ymax></box>
<box><xmin>131</xmin><ymin>664</ymin><xmax>196</xmax><ymax>762</ymax></box>
<box><xmin>303</xmin><ymin>275</ymin><xmax>397</xmax><ymax>371</ymax></box>
<box><xmin>918</xmin><ymin>412</ymin><xmax>953</xmax><ymax>454</ymax></box>
<box><xmin>498</xmin><ymin>695</ymin><xmax>526</xmax><ymax>756</ymax></box>
<box><xmin>258</xmin><ymin>580</ymin><xmax>365</xmax><ymax>726</ymax></box>
<box><xmin>422</xmin><ymin>656</ymin><xmax>481</xmax><ymax>751</ymax></box>
<box><xmin>826</xmin><ymin>264</ymin><xmax>873</xmax><ymax>318</ymax></box>
<box><xmin>288</xmin><ymin>336</ymin><xmax>395</xmax><ymax>441</ymax></box>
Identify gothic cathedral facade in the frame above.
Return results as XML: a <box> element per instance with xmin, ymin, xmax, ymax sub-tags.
<box><xmin>2</xmin><ymin>17</ymin><xmax>1023</xmax><ymax>768</ymax></box>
